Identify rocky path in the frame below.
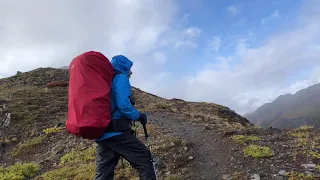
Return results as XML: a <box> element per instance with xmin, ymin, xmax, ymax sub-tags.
<box><xmin>149</xmin><ymin>111</ymin><xmax>320</xmax><ymax>180</ymax></box>
<box><xmin>149</xmin><ymin>111</ymin><xmax>237</xmax><ymax>180</ymax></box>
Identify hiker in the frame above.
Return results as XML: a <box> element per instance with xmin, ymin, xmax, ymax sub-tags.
<box><xmin>94</xmin><ymin>55</ymin><xmax>157</xmax><ymax>180</ymax></box>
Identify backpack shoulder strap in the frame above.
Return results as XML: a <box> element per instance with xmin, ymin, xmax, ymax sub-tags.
<box><xmin>113</xmin><ymin>70</ymin><xmax>122</xmax><ymax>79</ymax></box>
<box><xmin>111</xmin><ymin>71</ymin><xmax>123</xmax><ymax>116</ymax></box>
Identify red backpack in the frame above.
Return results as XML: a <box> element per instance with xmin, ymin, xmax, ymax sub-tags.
<box><xmin>66</xmin><ymin>51</ymin><xmax>113</xmax><ymax>140</ymax></box>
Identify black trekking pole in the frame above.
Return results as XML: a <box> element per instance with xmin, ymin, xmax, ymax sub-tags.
<box><xmin>142</xmin><ymin>123</ymin><xmax>158</xmax><ymax>180</ymax></box>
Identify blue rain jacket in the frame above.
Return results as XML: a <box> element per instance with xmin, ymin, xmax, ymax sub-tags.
<box><xmin>95</xmin><ymin>55</ymin><xmax>140</xmax><ymax>141</ymax></box>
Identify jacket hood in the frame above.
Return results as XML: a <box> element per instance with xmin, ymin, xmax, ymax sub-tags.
<box><xmin>111</xmin><ymin>55</ymin><xmax>133</xmax><ymax>76</ymax></box>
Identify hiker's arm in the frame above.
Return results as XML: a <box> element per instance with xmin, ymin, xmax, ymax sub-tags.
<box><xmin>114</xmin><ymin>75</ymin><xmax>140</xmax><ymax>121</ymax></box>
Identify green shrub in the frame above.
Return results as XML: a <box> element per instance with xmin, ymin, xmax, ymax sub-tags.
<box><xmin>303</xmin><ymin>150</ymin><xmax>320</xmax><ymax>159</ymax></box>
<box><xmin>232</xmin><ymin>135</ymin><xmax>261</xmax><ymax>144</ymax></box>
<box><xmin>38</xmin><ymin>163</ymin><xmax>96</xmax><ymax>180</ymax></box>
<box><xmin>0</xmin><ymin>162</ymin><xmax>40</xmax><ymax>180</ymax></box>
<box><xmin>43</xmin><ymin>127</ymin><xmax>63</xmax><ymax>135</ymax></box>
<box><xmin>286</xmin><ymin>171</ymin><xmax>314</xmax><ymax>180</ymax></box>
<box><xmin>243</xmin><ymin>145</ymin><xmax>273</xmax><ymax>158</ymax></box>
<box><xmin>60</xmin><ymin>146</ymin><xmax>96</xmax><ymax>165</ymax></box>
<box><xmin>165</xmin><ymin>174</ymin><xmax>181</xmax><ymax>180</ymax></box>
<box><xmin>11</xmin><ymin>135</ymin><xmax>46</xmax><ymax>157</ymax></box>
<box><xmin>289</xmin><ymin>131</ymin><xmax>309</xmax><ymax>138</ymax></box>
<box><xmin>298</xmin><ymin>125</ymin><xmax>313</xmax><ymax>131</ymax></box>
<box><xmin>170</xmin><ymin>137</ymin><xmax>186</xmax><ymax>147</ymax></box>
<box><xmin>288</xmin><ymin>125</ymin><xmax>313</xmax><ymax>138</ymax></box>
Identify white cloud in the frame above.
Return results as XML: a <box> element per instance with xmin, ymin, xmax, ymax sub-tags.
<box><xmin>137</xmin><ymin>72</ymin><xmax>170</xmax><ymax>93</ymax></box>
<box><xmin>153</xmin><ymin>51</ymin><xmax>167</xmax><ymax>64</ymax></box>
<box><xmin>183</xmin><ymin>27</ymin><xmax>201</xmax><ymax>38</ymax></box>
<box><xmin>173</xmin><ymin>26</ymin><xmax>202</xmax><ymax>48</ymax></box>
<box><xmin>159</xmin><ymin>0</ymin><xmax>320</xmax><ymax>115</ymax></box>
<box><xmin>0</xmin><ymin>0</ymin><xmax>181</xmax><ymax>93</ymax></box>
<box><xmin>227</xmin><ymin>5</ymin><xmax>239</xmax><ymax>16</ymax></box>
<box><xmin>261</xmin><ymin>10</ymin><xmax>280</xmax><ymax>24</ymax></box>
<box><xmin>207</xmin><ymin>37</ymin><xmax>221</xmax><ymax>52</ymax></box>
<box><xmin>180</xmin><ymin>13</ymin><xmax>190</xmax><ymax>24</ymax></box>
<box><xmin>175</xmin><ymin>40</ymin><xmax>198</xmax><ymax>48</ymax></box>
<box><xmin>3</xmin><ymin>0</ymin><xmax>320</xmax><ymax>118</ymax></box>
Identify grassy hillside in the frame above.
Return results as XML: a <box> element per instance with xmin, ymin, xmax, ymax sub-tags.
<box><xmin>0</xmin><ymin>68</ymin><xmax>251</xmax><ymax>180</ymax></box>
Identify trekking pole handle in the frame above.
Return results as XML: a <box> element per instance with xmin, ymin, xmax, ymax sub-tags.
<box><xmin>142</xmin><ymin>124</ymin><xmax>149</xmax><ymax>139</ymax></box>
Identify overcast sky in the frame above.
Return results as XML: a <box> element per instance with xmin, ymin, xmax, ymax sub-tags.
<box><xmin>1</xmin><ymin>0</ymin><xmax>320</xmax><ymax>115</ymax></box>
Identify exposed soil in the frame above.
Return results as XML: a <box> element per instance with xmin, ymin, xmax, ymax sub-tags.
<box><xmin>149</xmin><ymin>111</ymin><xmax>235</xmax><ymax>179</ymax></box>
<box><xmin>149</xmin><ymin>111</ymin><xmax>320</xmax><ymax>180</ymax></box>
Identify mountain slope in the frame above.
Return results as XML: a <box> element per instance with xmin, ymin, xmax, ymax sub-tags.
<box><xmin>0</xmin><ymin>67</ymin><xmax>251</xmax><ymax>180</ymax></box>
<box><xmin>2</xmin><ymin>68</ymin><xmax>320</xmax><ymax>179</ymax></box>
<box><xmin>246</xmin><ymin>83</ymin><xmax>320</xmax><ymax>128</ymax></box>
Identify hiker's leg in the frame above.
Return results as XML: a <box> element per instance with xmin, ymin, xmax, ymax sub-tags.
<box><xmin>95</xmin><ymin>141</ymin><xmax>120</xmax><ymax>180</ymax></box>
<box><xmin>107</xmin><ymin>133</ymin><xmax>157</xmax><ymax>180</ymax></box>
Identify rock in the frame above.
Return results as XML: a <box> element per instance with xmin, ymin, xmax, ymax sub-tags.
<box><xmin>188</xmin><ymin>156</ymin><xmax>194</xmax><ymax>160</ymax></box>
<box><xmin>278</xmin><ymin>153</ymin><xmax>285</xmax><ymax>159</ymax></box>
<box><xmin>278</xmin><ymin>170</ymin><xmax>286</xmax><ymax>176</ymax></box>
<box><xmin>165</xmin><ymin>171</ymin><xmax>171</xmax><ymax>175</ymax></box>
<box><xmin>275</xmin><ymin>176</ymin><xmax>284</xmax><ymax>180</ymax></box>
<box><xmin>222</xmin><ymin>174</ymin><xmax>232</xmax><ymax>180</ymax></box>
<box><xmin>251</xmin><ymin>174</ymin><xmax>260</xmax><ymax>180</ymax></box>
<box><xmin>305</xmin><ymin>171</ymin><xmax>314</xmax><ymax>176</ymax></box>
<box><xmin>302</xmin><ymin>164</ymin><xmax>316</xmax><ymax>169</ymax></box>
<box><xmin>184</xmin><ymin>147</ymin><xmax>188</xmax><ymax>151</ymax></box>
<box><xmin>204</xmin><ymin>124</ymin><xmax>211</xmax><ymax>130</ymax></box>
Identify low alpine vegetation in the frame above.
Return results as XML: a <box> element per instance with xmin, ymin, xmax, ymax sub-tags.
<box><xmin>37</xmin><ymin>163</ymin><xmax>96</xmax><ymax>180</ymax></box>
<box><xmin>303</xmin><ymin>150</ymin><xmax>320</xmax><ymax>159</ymax></box>
<box><xmin>232</xmin><ymin>135</ymin><xmax>261</xmax><ymax>144</ymax></box>
<box><xmin>288</xmin><ymin>125</ymin><xmax>313</xmax><ymax>138</ymax></box>
<box><xmin>43</xmin><ymin>127</ymin><xmax>64</xmax><ymax>135</ymax></box>
<box><xmin>289</xmin><ymin>125</ymin><xmax>319</xmax><ymax>149</ymax></box>
<box><xmin>60</xmin><ymin>146</ymin><xmax>96</xmax><ymax>165</ymax></box>
<box><xmin>11</xmin><ymin>135</ymin><xmax>46</xmax><ymax>157</ymax></box>
<box><xmin>298</xmin><ymin>125</ymin><xmax>314</xmax><ymax>131</ymax></box>
<box><xmin>286</xmin><ymin>171</ymin><xmax>314</xmax><ymax>180</ymax></box>
<box><xmin>243</xmin><ymin>145</ymin><xmax>273</xmax><ymax>158</ymax></box>
<box><xmin>0</xmin><ymin>162</ymin><xmax>40</xmax><ymax>180</ymax></box>
<box><xmin>289</xmin><ymin>131</ymin><xmax>309</xmax><ymax>138</ymax></box>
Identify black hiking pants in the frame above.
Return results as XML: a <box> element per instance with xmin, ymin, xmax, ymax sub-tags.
<box><xmin>94</xmin><ymin>132</ymin><xmax>157</xmax><ymax>180</ymax></box>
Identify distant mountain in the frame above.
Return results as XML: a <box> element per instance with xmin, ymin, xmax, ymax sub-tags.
<box><xmin>245</xmin><ymin>83</ymin><xmax>320</xmax><ymax>129</ymax></box>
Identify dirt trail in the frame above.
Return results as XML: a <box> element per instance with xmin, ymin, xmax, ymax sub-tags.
<box><xmin>149</xmin><ymin>111</ymin><xmax>237</xmax><ymax>180</ymax></box>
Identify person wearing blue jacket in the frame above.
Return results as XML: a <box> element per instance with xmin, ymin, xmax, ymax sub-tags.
<box><xmin>94</xmin><ymin>55</ymin><xmax>157</xmax><ymax>180</ymax></box>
